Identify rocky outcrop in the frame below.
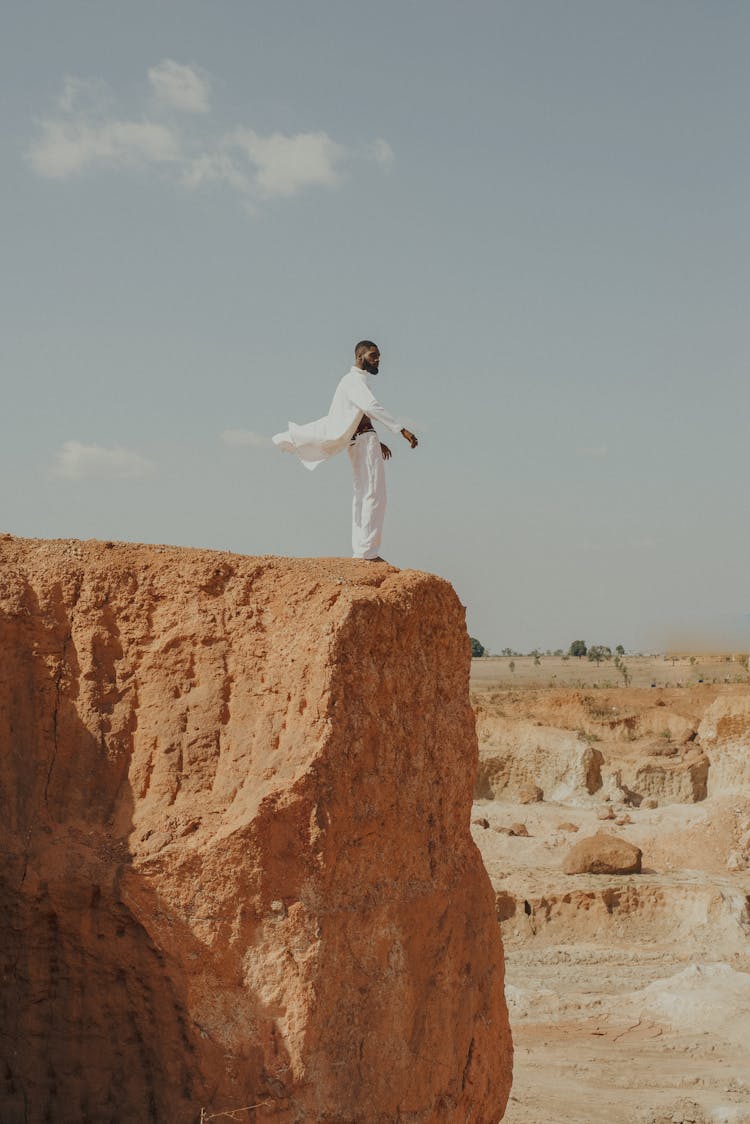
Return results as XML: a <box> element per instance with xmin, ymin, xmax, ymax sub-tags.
<box><xmin>618</xmin><ymin>752</ymin><xmax>710</xmax><ymax>804</ymax></box>
<box><xmin>0</xmin><ymin>538</ymin><xmax>512</xmax><ymax>1123</ymax></box>
<box><xmin>562</xmin><ymin>833</ymin><xmax>643</xmax><ymax>875</ymax></box>
<box><xmin>698</xmin><ymin>696</ymin><xmax>750</xmax><ymax>795</ymax></box>
<box><xmin>474</xmin><ymin>718</ymin><xmax>603</xmax><ymax>803</ymax></box>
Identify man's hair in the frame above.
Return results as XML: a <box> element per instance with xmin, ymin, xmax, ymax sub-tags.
<box><xmin>355</xmin><ymin>340</ymin><xmax>378</xmax><ymax>358</ymax></box>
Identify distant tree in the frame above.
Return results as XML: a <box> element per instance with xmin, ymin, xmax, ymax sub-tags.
<box><xmin>470</xmin><ymin>637</ymin><xmax>485</xmax><ymax>658</ymax></box>
<box><xmin>501</xmin><ymin>647</ymin><xmax>514</xmax><ymax>657</ymax></box>
<box><xmin>615</xmin><ymin>644</ymin><xmax>625</xmax><ymax>656</ymax></box>
<box><xmin>553</xmin><ymin>649</ymin><xmax>563</xmax><ymax>657</ymax></box>
<box><xmin>588</xmin><ymin>645</ymin><xmax>612</xmax><ymax>665</ymax></box>
<box><xmin>569</xmin><ymin>640</ymin><xmax>587</xmax><ymax>658</ymax></box>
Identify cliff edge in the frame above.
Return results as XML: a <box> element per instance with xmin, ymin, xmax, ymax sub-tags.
<box><xmin>0</xmin><ymin>539</ymin><xmax>511</xmax><ymax>1123</ymax></box>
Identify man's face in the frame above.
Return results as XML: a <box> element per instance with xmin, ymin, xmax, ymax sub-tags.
<box><xmin>361</xmin><ymin>346</ymin><xmax>380</xmax><ymax>374</ymax></box>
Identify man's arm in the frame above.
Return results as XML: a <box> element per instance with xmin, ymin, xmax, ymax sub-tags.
<box><xmin>347</xmin><ymin>376</ymin><xmax>419</xmax><ymax>447</ymax></box>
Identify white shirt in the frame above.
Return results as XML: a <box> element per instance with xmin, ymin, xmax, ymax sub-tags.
<box><xmin>283</xmin><ymin>367</ymin><xmax>403</xmax><ymax>471</ymax></box>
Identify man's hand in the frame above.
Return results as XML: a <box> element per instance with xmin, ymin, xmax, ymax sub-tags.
<box><xmin>401</xmin><ymin>428</ymin><xmax>418</xmax><ymax>449</ymax></box>
<box><xmin>381</xmin><ymin>443</ymin><xmax>392</xmax><ymax>461</ymax></box>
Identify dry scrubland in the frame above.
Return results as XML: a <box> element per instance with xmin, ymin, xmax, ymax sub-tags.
<box><xmin>471</xmin><ymin>658</ymin><xmax>750</xmax><ymax>1124</ymax></box>
<box><xmin>472</xmin><ymin>654</ymin><xmax>750</xmax><ymax>691</ymax></box>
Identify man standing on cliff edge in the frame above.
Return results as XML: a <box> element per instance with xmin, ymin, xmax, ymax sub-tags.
<box><xmin>273</xmin><ymin>342</ymin><xmax>418</xmax><ymax>562</ymax></box>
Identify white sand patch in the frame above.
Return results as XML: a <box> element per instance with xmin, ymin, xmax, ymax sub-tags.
<box><xmin>633</xmin><ymin>963</ymin><xmax>750</xmax><ymax>1048</ymax></box>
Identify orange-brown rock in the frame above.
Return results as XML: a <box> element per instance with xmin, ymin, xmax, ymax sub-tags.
<box><xmin>0</xmin><ymin>538</ymin><xmax>512</xmax><ymax>1123</ymax></box>
<box><xmin>563</xmin><ymin>832</ymin><xmax>643</xmax><ymax>875</ymax></box>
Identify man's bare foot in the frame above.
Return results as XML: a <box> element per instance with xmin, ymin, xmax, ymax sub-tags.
<box><xmin>363</xmin><ymin>556</ymin><xmax>387</xmax><ymax>563</ymax></box>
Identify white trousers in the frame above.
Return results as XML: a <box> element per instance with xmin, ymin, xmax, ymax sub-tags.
<box><xmin>348</xmin><ymin>432</ymin><xmax>386</xmax><ymax>559</ymax></box>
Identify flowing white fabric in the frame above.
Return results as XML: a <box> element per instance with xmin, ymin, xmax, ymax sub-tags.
<box><xmin>273</xmin><ymin>367</ymin><xmax>402</xmax><ymax>471</ymax></box>
<box><xmin>348</xmin><ymin>431</ymin><xmax>386</xmax><ymax>559</ymax></box>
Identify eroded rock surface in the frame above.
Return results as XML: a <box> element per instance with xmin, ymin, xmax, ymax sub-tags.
<box><xmin>562</xmin><ymin>832</ymin><xmax>643</xmax><ymax>875</ymax></box>
<box><xmin>698</xmin><ymin>695</ymin><xmax>750</xmax><ymax>794</ymax></box>
<box><xmin>0</xmin><ymin>538</ymin><xmax>511</xmax><ymax>1123</ymax></box>
<box><xmin>474</xmin><ymin>717</ymin><xmax>603</xmax><ymax>802</ymax></box>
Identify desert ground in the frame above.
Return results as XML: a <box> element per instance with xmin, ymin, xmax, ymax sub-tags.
<box><xmin>470</xmin><ymin>657</ymin><xmax>750</xmax><ymax>1124</ymax></box>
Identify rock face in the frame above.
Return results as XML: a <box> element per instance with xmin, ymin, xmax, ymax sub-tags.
<box><xmin>698</xmin><ymin>695</ymin><xmax>750</xmax><ymax>795</ymax></box>
<box><xmin>474</xmin><ymin>718</ymin><xmax>603</xmax><ymax>803</ymax></box>
<box><xmin>562</xmin><ymin>832</ymin><xmax>643</xmax><ymax>875</ymax></box>
<box><xmin>0</xmin><ymin>539</ymin><xmax>512</xmax><ymax>1123</ymax></box>
<box><xmin>629</xmin><ymin>752</ymin><xmax>709</xmax><ymax>803</ymax></box>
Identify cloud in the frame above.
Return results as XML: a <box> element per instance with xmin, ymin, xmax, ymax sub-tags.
<box><xmin>366</xmin><ymin>137</ymin><xmax>395</xmax><ymax>167</ymax></box>
<box><xmin>576</xmin><ymin>445</ymin><xmax>608</xmax><ymax>458</ymax></box>
<box><xmin>53</xmin><ymin>441</ymin><xmax>155</xmax><ymax>480</ymax></box>
<box><xmin>56</xmin><ymin>75</ymin><xmax>110</xmax><ymax>114</ymax></box>
<box><xmin>148</xmin><ymin>59</ymin><xmax>211</xmax><ymax>114</ymax></box>
<box><xmin>226</xmin><ymin>128</ymin><xmax>344</xmax><ymax>197</ymax></box>
<box><xmin>221</xmin><ymin>429</ymin><xmax>272</xmax><ymax>448</ymax></box>
<box><xmin>181</xmin><ymin>151</ymin><xmax>252</xmax><ymax>194</ymax></box>
<box><xmin>28</xmin><ymin>117</ymin><xmax>180</xmax><ymax>179</ymax></box>
<box><xmin>27</xmin><ymin>63</ymin><xmax>394</xmax><ymax>209</ymax></box>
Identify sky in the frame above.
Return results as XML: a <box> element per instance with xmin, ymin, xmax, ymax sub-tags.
<box><xmin>3</xmin><ymin>1</ymin><xmax>750</xmax><ymax>653</ymax></box>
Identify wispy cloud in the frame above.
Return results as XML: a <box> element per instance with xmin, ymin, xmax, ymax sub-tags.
<box><xmin>221</xmin><ymin>429</ymin><xmax>272</xmax><ymax>448</ymax></box>
<box><xmin>576</xmin><ymin>445</ymin><xmax>608</xmax><ymax>458</ymax></box>
<box><xmin>53</xmin><ymin>441</ymin><xmax>155</xmax><ymax>480</ymax></box>
<box><xmin>225</xmin><ymin>128</ymin><xmax>344</xmax><ymax>198</ymax></box>
<box><xmin>27</xmin><ymin>62</ymin><xmax>393</xmax><ymax>210</ymax></box>
<box><xmin>148</xmin><ymin>59</ymin><xmax>211</xmax><ymax>114</ymax></box>
<box><xmin>28</xmin><ymin>117</ymin><xmax>180</xmax><ymax>179</ymax></box>
<box><xmin>365</xmin><ymin>137</ymin><xmax>394</xmax><ymax>167</ymax></box>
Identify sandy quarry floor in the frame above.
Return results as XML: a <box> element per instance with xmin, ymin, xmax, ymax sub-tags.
<box><xmin>470</xmin><ymin>664</ymin><xmax>750</xmax><ymax>1124</ymax></box>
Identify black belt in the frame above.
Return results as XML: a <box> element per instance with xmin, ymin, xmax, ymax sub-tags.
<box><xmin>350</xmin><ymin>415</ymin><xmax>375</xmax><ymax>443</ymax></box>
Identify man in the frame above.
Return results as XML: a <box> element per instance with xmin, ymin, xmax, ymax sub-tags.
<box><xmin>273</xmin><ymin>341</ymin><xmax>418</xmax><ymax>561</ymax></box>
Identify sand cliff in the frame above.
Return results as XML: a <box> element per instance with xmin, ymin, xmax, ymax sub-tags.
<box><xmin>0</xmin><ymin>539</ymin><xmax>511</xmax><ymax>1123</ymax></box>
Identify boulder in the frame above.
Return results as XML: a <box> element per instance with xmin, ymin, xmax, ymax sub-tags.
<box><xmin>0</xmin><ymin>539</ymin><xmax>512</xmax><ymax>1123</ymax></box>
<box><xmin>563</xmin><ymin>832</ymin><xmax>643</xmax><ymax>875</ymax></box>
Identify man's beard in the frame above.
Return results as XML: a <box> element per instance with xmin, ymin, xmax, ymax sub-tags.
<box><xmin>362</xmin><ymin>360</ymin><xmax>379</xmax><ymax>374</ymax></box>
